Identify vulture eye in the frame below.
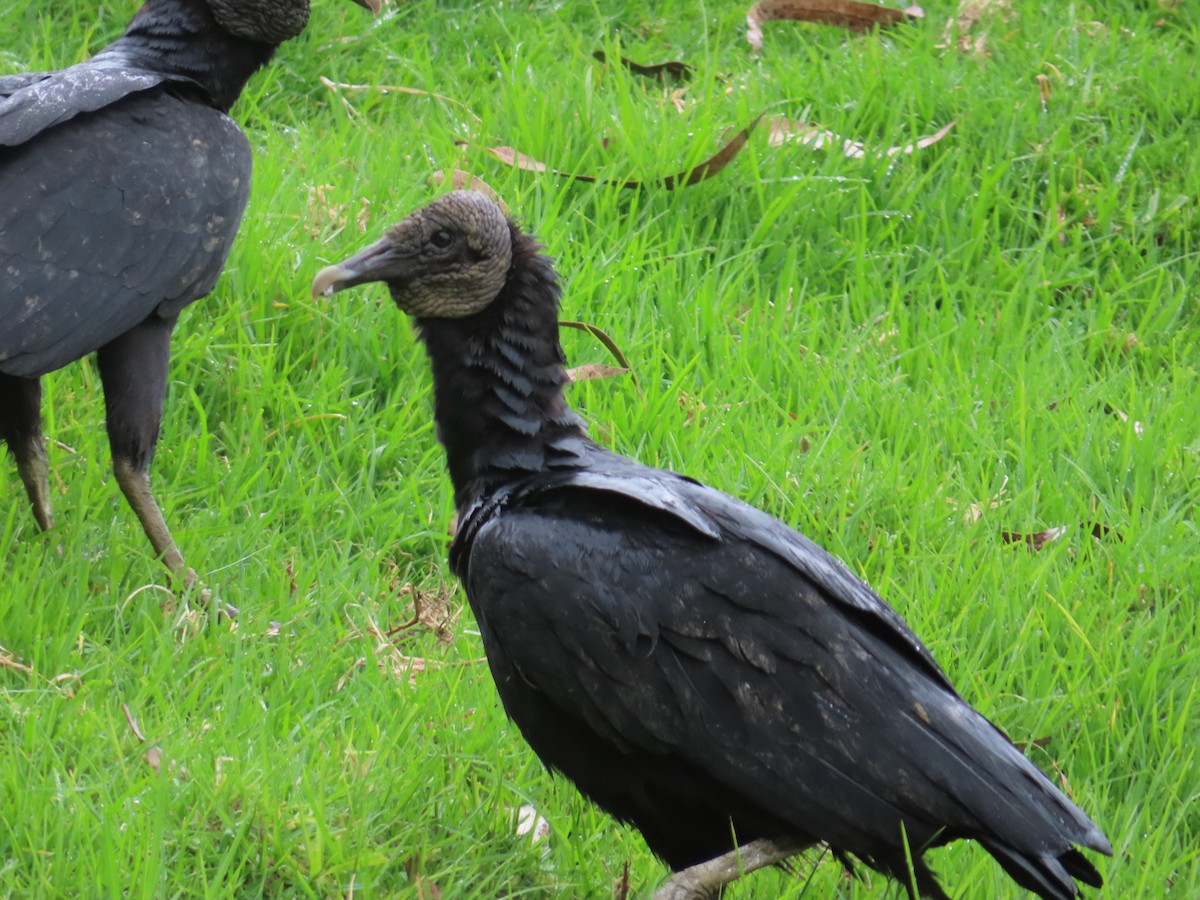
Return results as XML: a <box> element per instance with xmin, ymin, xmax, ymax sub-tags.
<box><xmin>429</xmin><ymin>229</ymin><xmax>454</xmax><ymax>249</ymax></box>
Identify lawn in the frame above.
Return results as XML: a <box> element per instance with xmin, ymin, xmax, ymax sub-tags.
<box><xmin>1</xmin><ymin>0</ymin><xmax>1197</xmax><ymax>897</ymax></box>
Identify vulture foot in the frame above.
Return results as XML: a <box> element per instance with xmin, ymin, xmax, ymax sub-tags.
<box><xmin>652</xmin><ymin>839</ymin><xmax>806</xmax><ymax>900</ymax></box>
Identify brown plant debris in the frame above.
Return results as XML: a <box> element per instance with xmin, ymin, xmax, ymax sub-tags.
<box><xmin>458</xmin><ymin>115</ymin><xmax>763</xmax><ymax>191</ymax></box>
<box><xmin>465</xmin><ymin>114</ymin><xmax>951</xmax><ymax>193</ymax></box>
<box><xmin>593</xmin><ymin>50</ymin><xmax>694</xmax><ymax>82</ymax></box>
<box><xmin>613</xmin><ymin>861</ymin><xmax>632</xmax><ymax>900</ymax></box>
<box><xmin>1000</xmin><ymin>521</ymin><xmax>1123</xmax><ymax>552</ymax></box>
<box><xmin>305</xmin><ymin>184</ymin><xmax>371</xmax><ymax>239</ymax></box>
<box><xmin>566</xmin><ymin>363</ymin><xmax>630</xmax><ymax>383</ymax></box>
<box><xmin>560</xmin><ymin>320</ymin><xmax>638</xmax><ymax>389</ymax></box>
<box><xmin>945</xmin><ymin>476</ymin><xmax>1011</xmax><ymax>524</ymax></box>
<box><xmin>1</xmin><ymin>644</ymin><xmax>80</xmax><ymax>696</ymax></box>
<box><xmin>767</xmin><ymin>117</ymin><xmax>956</xmax><ymax>158</ymax></box>
<box><xmin>937</xmin><ymin>0</ymin><xmax>1014</xmax><ymax>58</ymax></box>
<box><xmin>1001</xmin><ymin>525</ymin><xmax>1068</xmax><ymax>552</ymax></box>
<box><xmin>428</xmin><ymin>170</ymin><xmax>507</xmax><ymax>212</ymax></box>
<box><xmin>748</xmin><ymin>0</ymin><xmax>923</xmax><ymax>52</ymax></box>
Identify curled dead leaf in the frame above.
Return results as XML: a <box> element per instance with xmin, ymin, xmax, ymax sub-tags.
<box><xmin>592</xmin><ymin>50</ymin><xmax>694</xmax><ymax>82</ymax></box>
<box><xmin>458</xmin><ymin>116</ymin><xmax>763</xmax><ymax>192</ymax></box>
<box><xmin>1001</xmin><ymin>525</ymin><xmax>1068</xmax><ymax>551</ymax></box>
<box><xmin>748</xmin><ymin>0</ymin><xmax>922</xmax><ymax>52</ymax></box>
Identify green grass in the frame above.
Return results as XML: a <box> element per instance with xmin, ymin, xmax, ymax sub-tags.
<box><xmin>2</xmin><ymin>0</ymin><xmax>1198</xmax><ymax>896</ymax></box>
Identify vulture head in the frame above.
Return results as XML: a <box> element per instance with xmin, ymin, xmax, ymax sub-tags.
<box><xmin>312</xmin><ymin>191</ymin><xmax>514</xmax><ymax>319</ymax></box>
<box><xmin>205</xmin><ymin>0</ymin><xmax>379</xmax><ymax>44</ymax></box>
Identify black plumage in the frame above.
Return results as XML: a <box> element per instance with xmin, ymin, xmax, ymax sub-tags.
<box><xmin>313</xmin><ymin>191</ymin><xmax>1113</xmax><ymax>899</ymax></box>
<box><xmin>1</xmin><ymin>0</ymin><xmax>376</xmax><ymax>582</ymax></box>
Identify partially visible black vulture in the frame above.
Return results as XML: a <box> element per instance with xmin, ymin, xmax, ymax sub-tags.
<box><xmin>1</xmin><ymin>0</ymin><xmax>377</xmax><ymax>583</ymax></box>
<box><xmin>312</xmin><ymin>191</ymin><xmax>1113</xmax><ymax>900</ymax></box>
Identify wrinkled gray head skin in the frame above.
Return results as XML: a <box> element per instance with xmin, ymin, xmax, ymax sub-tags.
<box><xmin>312</xmin><ymin>191</ymin><xmax>514</xmax><ymax>318</ymax></box>
<box><xmin>205</xmin><ymin>0</ymin><xmax>311</xmax><ymax>43</ymax></box>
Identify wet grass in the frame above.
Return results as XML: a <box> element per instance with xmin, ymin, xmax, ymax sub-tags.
<box><xmin>2</xmin><ymin>0</ymin><xmax>1198</xmax><ymax>896</ymax></box>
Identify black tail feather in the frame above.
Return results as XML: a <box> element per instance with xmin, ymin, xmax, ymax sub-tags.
<box><xmin>981</xmin><ymin>840</ymin><xmax>1104</xmax><ymax>900</ymax></box>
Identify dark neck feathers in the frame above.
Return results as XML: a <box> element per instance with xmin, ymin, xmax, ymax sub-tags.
<box><xmin>416</xmin><ymin>223</ymin><xmax>591</xmax><ymax>510</ymax></box>
<box><xmin>93</xmin><ymin>0</ymin><xmax>279</xmax><ymax>112</ymax></box>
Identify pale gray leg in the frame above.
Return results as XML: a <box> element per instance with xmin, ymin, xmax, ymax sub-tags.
<box><xmin>652</xmin><ymin>838</ymin><xmax>806</xmax><ymax>900</ymax></box>
<box><xmin>96</xmin><ymin>317</ymin><xmax>192</xmax><ymax>585</ymax></box>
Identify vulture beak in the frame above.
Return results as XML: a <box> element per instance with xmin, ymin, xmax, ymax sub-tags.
<box><xmin>312</xmin><ymin>235</ymin><xmax>407</xmax><ymax>298</ymax></box>
<box><xmin>350</xmin><ymin>0</ymin><xmax>381</xmax><ymax>14</ymax></box>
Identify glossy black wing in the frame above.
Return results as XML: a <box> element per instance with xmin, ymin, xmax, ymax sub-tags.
<box><xmin>0</xmin><ymin>89</ymin><xmax>251</xmax><ymax>376</ymax></box>
<box><xmin>0</xmin><ymin>71</ymin><xmax>53</xmax><ymax>99</ymax></box>
<box><xmin>463</xmin><ymin>473</ymin><xmax>1108</xmax><ymax>887</ymax></box>
<box><xmin>0</xmin><ymin>57</ymin><xmax>171</xmax><ymax>147</ymax></box>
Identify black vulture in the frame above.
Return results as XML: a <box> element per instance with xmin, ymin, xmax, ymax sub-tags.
<box><xmin>312</xmin><ymin>191</ymin><xmax>1113</xmax><ymax>899</ymax></box>
<box><xmin>0</xmin><ymin>0</ymin><xmax>377</xmax><ymax>585</ymax></box>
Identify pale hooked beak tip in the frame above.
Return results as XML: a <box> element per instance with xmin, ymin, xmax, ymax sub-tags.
<box><xmin>311</xmin><ymin>264</ymin><xmax>354</xmax><ymax>299</ymax></box>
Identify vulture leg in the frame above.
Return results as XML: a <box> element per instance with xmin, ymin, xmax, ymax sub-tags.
<box><xmin>95</xmin><ymin>316</ymin><xmax>192</xmax><ymax>586</ymax></box>
<box><xmin>651</xmin><ymin>838</ymin><xmax>808</xmax><ymax>900</ymax></box>
<box><xmin>0</xmin><ymin>373</ymin><xmax>55</xmax><ymax>531</ymax></box>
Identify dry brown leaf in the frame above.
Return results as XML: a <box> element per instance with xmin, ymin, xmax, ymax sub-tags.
<box><xmin>566</xmin><ymin>363</ymin><xmax>630</xmax><ymax>383</ymax></box>
<box><xmin>748</xmin><ymin>0</ymin><xmax>922</xmax><ymax>51</ymax></box>
<box><xmin>466</xmin><ymin>113</ymin><xmax>950</xmax><ymax>196</ymax></box>
<box><xmin>1001</xmin><ymin>525</ymin><xmax>1068</xmax><ymax>552</ymax></box>
<box><xmin>560</xmin><ymin>320</ymin><xmax>637</xmax><ymax>388</ymax></box>
<box><xmin>767</xmin><ymin>117</ymin><xmax>955</xmax><ymax>158</ymax></box>
<box><xmin>480</xmin><ymin>145</ymin><xmax>550</xmax><ymax>174</ymax></box>
<box><xmin>663</xmin><ymin>115</ymin><xmax>763</xmax><ymax>188</ymax></box>
<box><xmin>592</xmin><ymin>50</ymin><xmax>694</xmax><ymax>82</ymax></box>
<box><xmin>459</xmin><ymin>115</ymin><xmax>763</xmax><ymax>192</ymax></box>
